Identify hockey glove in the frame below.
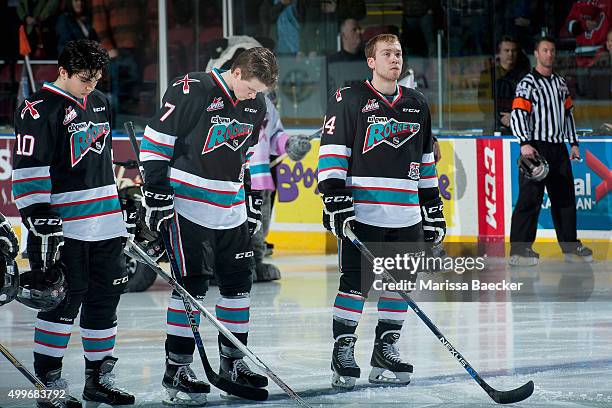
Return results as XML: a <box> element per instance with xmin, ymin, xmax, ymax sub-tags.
<box><xmin>25</xmin><ymin>213</ymin><xmax>63</xmax><ymax>271</ymax></box>
<box><xmin>0</xmin><ymin>213</ymin><xmax>18</xmax><ymax>259</ymax></box>
<box><xmin>121</xmin><ymin>198</ymin><xmax>138</xmax><ymax>241</ymax></box>
<box><xmin>141</xmin><ymin>184</ymin><xmax>175</xmax><ymax>232</ymax></box>
<box><xmin>285</xmin><ymin>134</ymin><xmax>312</xmax><ymax>161</ymax></box>
<box><xmin>322</xmin><ymin>189</ymin><xmax>355</xmax><ymax>240</ymax></box>
<box><xmin>246</xmin><ymin>191</ymin><xmax>264</xmax><ymax>236</ymax></box>
<box><xmin>421</xmin><ymin>197</ymin><xmax>446</xmax><ymax>245</ymax></box>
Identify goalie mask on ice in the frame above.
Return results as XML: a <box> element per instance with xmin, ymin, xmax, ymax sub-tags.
<box><xmin>17</xmin><ymin>263</ymin><xmax>67</xmax><ymax>311</ymax></box>
<box><xmin>518</xmin><ymin>153</ymin><xmax>549</xmax><ymax>182</ymax></box>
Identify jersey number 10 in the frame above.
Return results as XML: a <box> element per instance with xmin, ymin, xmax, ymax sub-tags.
<box><xmin>15</xmin><ymin>134</ymin><xmax>35</xmax><ymax>156</ymax></box>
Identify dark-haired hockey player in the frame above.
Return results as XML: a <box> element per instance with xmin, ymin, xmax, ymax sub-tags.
<box><xmin>12</xmin><ymin>39</ymin><xmax>134</xmax><ymax>407</ymax></box>
<box><xmin>317</xmin><ymin>34</ymin><xmax>446</xmax><ymax>389</ymax></box>
<box><xmin>140</xmin><ymin>47</ymin><xmax>277</xmax><ymax>405</ymax></box>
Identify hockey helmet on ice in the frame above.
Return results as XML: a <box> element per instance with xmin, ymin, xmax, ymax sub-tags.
<box><xmin>518</xmin><ymin>153</ymin><xmax>549</xmax><ymax>182</ymax></box>
<box><xmin>17</xmin><ymin>263</ymin><xmax>67</xmax><ymax>312</ymax></box>
<box><xmin>0</xmin><ymin>255</ymin><xmax>19</xmax><ymax>306</ymax></box>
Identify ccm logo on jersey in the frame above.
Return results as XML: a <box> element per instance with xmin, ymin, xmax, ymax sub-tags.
<box><xmin>235</xmin><ymin>251</ymin><xmax>254</xmax><ymax>259</ymax></box>
<box><xmin>93</xmin><ymin>106</ymin><xmax>106</xmax><ymax>112</ymax></box>
<box><xmin>244</xmin><ymin>107</ymin><xmax>258</xmax><ymax>113</ymax></box>
<box><xmin>403</xmin><ymin>108</ymin><xmax>420</xmax><ymax>113</ymax></box>
<box><xmin>323</xmin><ymin>196</ymin><xmax>353</xmax><ymax>203</ymax></box>
<box><xmin>112</xmin><ymin>276</ymin><xmax>129</xmax><ymax>285</ymax></box>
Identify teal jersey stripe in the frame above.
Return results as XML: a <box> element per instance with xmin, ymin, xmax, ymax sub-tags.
<box><xmin>250</xmin><ymin>163</ymin><xmax>270</xmax><ymax>175</ymax></box>
<box><xmin>334</xmin><ymin>295</ymin><xmax>365</xmax><ymax>312</ymax></box>
<box><xmin>420</xmin><ymin>164</ymin><xmax>437</xmax><ymax>177</ymax></box>
<box><xmin>12</xmin><ymin>178</ymin><xmax>51</xmax><ymax>197</ymax></box>
<box><xmin>378</xmin><ymin>299</ymin><xmax>408</xmax><ymax>312</ymax></box>
<box><xmin>55</xmin><ymin>197</ymin><xmax>121</xmax><ymax>219</ymax></box>
<box><xmin>216</xmin><ymin>307</ymin><xmax>250</xmax><ymax>322</ymax></box>
<box><xmin>171</xmin><ymin>180</ymin><xmax>245</xmax><ymax>206</ymax></box>
<box><xmin>167</xmin><ymin>309</ymin><xmax>201</xmax><ymax>326</ymax></box>
<box><xmin>34</xmin><ymin>330</ymin><xmax>70</xmax><ymax>347</ymax></box>
<box><xmin>352</xmin><ymin>188</ymin><xmax>418</xmax><ymax>205</ymax></box>
<box><xmin>82</xmin><ymin>337</ymin><xmax>115</xmax><ymax>351</ymax></box>
<box><xmin>141</xmin><ymin>137</ymin><xmax>174</xmax><ymax>158</ymax></box>
<box><xmin>318</xmin><ymin>156</ymin><xmax>348</xmax><ymax>171</ymax></box>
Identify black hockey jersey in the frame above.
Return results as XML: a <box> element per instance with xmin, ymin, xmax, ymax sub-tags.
<box><xmin>141</xmin><ymin>69</ymin><xmax>266</xmax><ymax>229</ymax></box>
<box><xmin>12</xmin><ymin>83</ymin><xmax>126</xmax><ymax>241</ymax></box>
<box><xmin>317</xmin><ymin>80</ymin><xmax>439</xmax><ymax>228</ymax></box>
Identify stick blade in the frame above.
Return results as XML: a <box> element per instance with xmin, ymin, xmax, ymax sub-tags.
<box><xmin>490</xmin><ymin>380</ymin><xmax>534</xmax><ymax>404</ymax></box>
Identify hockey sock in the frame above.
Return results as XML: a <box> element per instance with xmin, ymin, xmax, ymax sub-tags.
<box><xmin>332</xmin><ymin>291</ymin><xmax>364</xmax><ymax>338</ymax></box>
<box><xmin>377</xmin><ymin>291</ymin><xmax>408</xmax><ymax>325</ymax></box>
<box><xmin>33</xmin><ymin>318</ymin><xmax>73</xmax><ymax>377</ymax></box>
<box><xmin>81</xmin><ymin>326</ymin><xmax>117</xmax><ymax>366</ymax></box>
<box><xmin>216</xmin><ymin>296</ymin><xmax>250</xmax><ymax>349</ymax></box>
<box><xmin>166</xmin><ymin>295</ymin><xmax>201</xmax><ymax>357</ymax></box>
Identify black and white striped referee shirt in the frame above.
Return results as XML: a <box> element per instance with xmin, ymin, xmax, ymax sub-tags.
<box><xmin>510</xmin><ymin>69</ymin><xmax>578</xmax><ymax>145</ymax></box>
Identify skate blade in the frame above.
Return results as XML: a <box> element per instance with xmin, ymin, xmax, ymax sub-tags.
<box><xmin>508</xmin><ymin>256</ymin><xmax>538</xmax><ymax>267</ymax></box>
<box><xmin>368</xmin><ymin>367</ymin><xmax>411</xmax><ymax>386</ymax></box>
<box><xmin>331</xmin><ymin>372</ymin><xmax>357</xmax><ymax>390</ymax></box>
<box><xmin>564</xmin><ymin>254</ymin><xmax>593</xmax><ymax>263</ymax></box>
<box><xmin>162</xmin><ymin>389</ymin><xmax>207</xmax><ymax>406</ymax></box>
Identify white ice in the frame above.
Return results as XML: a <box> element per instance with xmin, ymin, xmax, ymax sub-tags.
<box><xmin>1</xmin><ymin>254</ymin><xmax>611</xmax><ymax>407</ymax></box>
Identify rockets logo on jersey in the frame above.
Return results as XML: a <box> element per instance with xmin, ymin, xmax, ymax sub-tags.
<box><xmin>21</xmin><ymin>99</ymin><xmax>44</xmax><ymax>120</ymax></box>
<box><xmin>363</xmin><ymin>116</ymin><xmax>420</xmax><ymax>154</ymax></box>
<box><xmin>206</xmin><ymin>97</ymin><xmax>224</xmax><ymax>112</ymax></box>
<box><xmin>202</xmin><ymin>115</ymin><xmax>253</xmax><ymax>155</ymax></box>
<box><xmin>68</xmin><ymin>121</ymin><xmax>111</xmax><ymax>166</ymax></box>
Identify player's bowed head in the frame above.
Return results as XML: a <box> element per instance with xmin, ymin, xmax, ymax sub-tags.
<box><xmin>221</xmin><ymin>47</ymin><xmax>279</xmax><ymax>101</ymax></box>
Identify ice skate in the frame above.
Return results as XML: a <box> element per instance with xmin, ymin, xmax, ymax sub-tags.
<box><xmin>219</xmin><ymin>344</ymin><xmax>268</xmax><ymax>390</ymax></box>
<box><xmin>162</xmin><ymin>359</ymin><xmax>210</xmax><ymax>406</ymax></box>
<box><xmin>564</xmin><ymin>245</ymin><xmax>593</xmax><ymax>263</ymax></box>
<box><xmin>82</xmin><ymin>356</ymin><xmax>134</xmax><ymax>407</ymax></box>
<box><xmin>369</xmin><ymin>330</ymin><xmax>412</xmax><ymax>385</ymax></box>
<box><xmin>509</xmin><ymin>248</ymin><xmax>539</xmax><ymax>267</ymax></box>
<box><xmin>331</xmin><ymin>334</ymin><xmax>360</xmax><ymax>390</ymax></box>
<box><xmin>36</xmin><ymin>368</ymin><xmax>82</xmax><ymax>408</ymax></box>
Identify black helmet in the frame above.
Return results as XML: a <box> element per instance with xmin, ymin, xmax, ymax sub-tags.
<box><xmin>518</xmin><ymin>153</ymin><xmax>549</xmax><ymax>181</ymax></box>
<box><xmin>17</xmin><ymin>263</ymin><xmax>67</xmax><ymax>312</ymax></box>
<box><xmin>0</xmin><ymin>255</ymin><xmax>19</xmax><ymax>306</ymax></box>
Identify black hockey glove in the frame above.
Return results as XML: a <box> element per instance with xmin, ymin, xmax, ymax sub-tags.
<box><xmin>322</xmin><ymin>189</ymin><xmax>355</xmax><ymax>240</ymax></box>
<box><xmin>141</xmin><ymin>184</ymin><xmax>174</xmax><ymax>232</ymax></box>
<box><xmin>246</xmin><ymin>191</ymin><xmax>263</xmax><ymax>236</ymax></box>
<box><xmin>0</xmin><ymin>213</ymin><xmax>18</xmax><ymax>259</ymax></box>
<box><xmin>121</xmin><ymin>198</ymin><xmax>138</xmax><ymax>241</ymax></box>
<box><xmin>25</xmin><ymin>213</ymin><xmax>63</xmax><ymax>271</ymax></box>
<box><xmin>285</xmin><ymin>134</ymin><xmax>312</xmax><ymax>161</ymax></box>
<box><xmin>421</xmin><ymin>197</ymin><xmax>446</xmax><ymax>245</ymax></box>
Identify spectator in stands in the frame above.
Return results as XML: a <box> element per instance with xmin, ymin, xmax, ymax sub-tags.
<box><xmin>445</xmin><ymin>0</ymin><xmax>491</xmax><ymax>56</ymax></box>
<box><xmin>494</xmin><ymin>0</ymin><xmax>541</xmax><ymax>53</ymax></box>
<box><xmin>17</xmin><ymin>0</ymin><xmax>61</xmax><ymax>58</ymax></box>
<box><xmin>565</xmin><ymin>0</ymin><xmax>611</xmax><ymax>98</ymax></box>
<box><xmin>401</xmin><ymin>0</ymin><xmax>442</xmax><ymax>57</ymax></box>
<box><xmin>327</xmin><ymin>18</ymin><xmax>364</xmax><ymax>62</ymax></box>
<box><xmin>259</xmin><ymin>0</ymin><xmax>300</xmax><ymax>55</ymax></box>
<box><xmin>478</xmin><ymin>35</ymin><xmax>530</xmax><ymax>133</ymax></box>
<box><xmin>92</xmin><ymin>0</ymin><xmax>144</xmax><ymax>117</ymax></box>
<box><xmin>56</xmin><ymin>0</ymin><xmax>98</xmax><ymax>55</ymax></box>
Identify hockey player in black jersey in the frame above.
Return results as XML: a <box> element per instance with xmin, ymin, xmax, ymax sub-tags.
<box><xmin>317</xmin><ymin>34</ymin><xmax>446</xmax><ymax>390</ymax></box>
<box><xmin>12</xmin><ymin>40</ymin><xmax>135</xmax><ymax>407</ymax></box>
<box><xmin>140</xmin><ymin>47</ymin><xmax>277</xmax><ymax>405</ymax></box>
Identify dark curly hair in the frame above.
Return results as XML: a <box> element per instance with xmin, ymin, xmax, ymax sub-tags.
<box><xmin>58</xmin><ymin>39</ymin><xmax>110</xmax><ymax>81</ymax></box>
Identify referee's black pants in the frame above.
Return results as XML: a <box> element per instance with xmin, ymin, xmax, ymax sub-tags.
<box><xmin>510</xmin><ymin>141</ymin><xmax>578</xmax><ymax>254</ymax></box>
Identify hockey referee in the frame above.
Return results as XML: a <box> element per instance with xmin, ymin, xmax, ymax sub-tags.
<box><xmin>509</xmin><ymin>35</ymin><xmax>592</xmax><ymax>266</ymax></box>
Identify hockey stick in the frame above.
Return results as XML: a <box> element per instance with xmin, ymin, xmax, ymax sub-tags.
<box><xmin>123</xmin><ymin>121</ymin><xmax>310</xmax><ymax>406</ymax></box>
<box><xmin>269</xmin><ymin>126</ymin><xmax>323</xmax><ymax>168</ymax></box>
<box><xmin>0</xmin><ymin>342</ymin><xmax>66</xmax><ymax>408</ymax></box>
<box><xmin>343</xmin><ymin>226</ymin><xmax>535</xmax><ymax>405</ymax></box>
<box><xmin>125</xmin><ymin>239</ymin><xmax>311</xmax><ymax>407</ymax></box>
<box><xmin>123</xmin><ymin>121</ymin><xmax>268</xmax><ymax>401</ymax></box>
